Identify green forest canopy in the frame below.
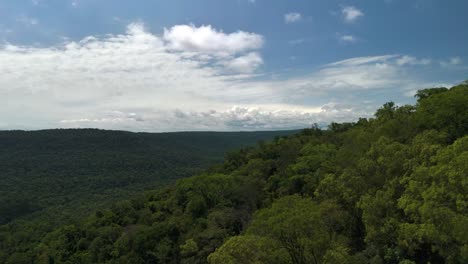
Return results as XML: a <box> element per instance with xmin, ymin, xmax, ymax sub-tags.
<box><xmin>0</xmin><ymin>129</ymin><xmax>296</xmax><ymax>225</ymax></box>
<box><xmin>1</xmin><ymin>83</ymin><xmax>467</xmax><ymax>264</ymax></box>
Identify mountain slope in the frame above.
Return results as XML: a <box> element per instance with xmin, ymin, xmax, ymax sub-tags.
<box><xmin>0</xmin><ymin>129</ymin><xmax>297</xmax><ymax>225</ymax></box>
<box><xmin>2</xmin><ymin>83</ymin><xmax>468</xmax><ymax>264</ymax></box>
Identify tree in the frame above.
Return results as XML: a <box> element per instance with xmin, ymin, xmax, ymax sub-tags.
<box><xmin>415</xmin><ymin>87</ymin><xmax>448</xmax><ymax>101</ymax></box>
<box><xmin>208</xmin><ymin>235</ymin><xmax>289</xmax><ymax>264</ymax></box>
<box><xmin>397</xmin><ymin>136</ymin><xmax>468</xmax><ymax>263</ymax></box>
<box><xmin>246</xmin><ymin>196</ymin><xmax>349</xmax><ymax>264</ymax></box>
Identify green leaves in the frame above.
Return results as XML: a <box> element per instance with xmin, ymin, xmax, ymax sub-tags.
<box><xmin>415</xmin><ymin>84</ymin><xmax>468</xmax><ymax>140</ymax></box>
<box><xmin>210</xmin><ymin>196</ymin><xmax>351</xmax><ymax>264</ymax></box>
<box><xmin>208</xmin><ymin>235</ymin><xmax>289</xmax><ymax>264</ymax></box>
<box><xmin>396</xmin><ymin>136</ymin><xmax>468</xmax><ymax>263</ymax></box>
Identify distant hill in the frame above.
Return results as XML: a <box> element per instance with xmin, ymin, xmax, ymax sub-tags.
<box><xmin>0</xmin><ymin>128</ymin><xmax>298</xmax><ymax>225</ymax></box>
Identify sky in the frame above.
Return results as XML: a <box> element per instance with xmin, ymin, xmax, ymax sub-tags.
<box><xmin>0</xmin><ymin>0</ymin><xmax>467</xmax><ymax>131</ymax></box>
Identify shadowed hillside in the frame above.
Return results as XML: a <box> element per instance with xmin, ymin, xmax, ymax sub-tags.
<box><xmin>0</xmin><ymin>129</ymin><xmax>297</xmax><ymax>225</ymax></box>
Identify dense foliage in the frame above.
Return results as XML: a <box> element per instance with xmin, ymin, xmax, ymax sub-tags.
<box><xmin>0</xmin><ymin>129</ymin><xmax>295</xmax><ymax>261</ymax></box>
<box><xmin>0</xmin><ymin>129</ymin><xmax>296</xmax><ymax>224</ymax></box>
<box><xmin>1</xmin><ymin>83</ymin><xmax>467</xmax><ymax>263</ymax></box>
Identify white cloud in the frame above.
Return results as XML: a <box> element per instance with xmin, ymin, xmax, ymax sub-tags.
<box><xmin>326</xmin><ymin>55</ymin><xmax>398</xmax><ymax>67</ymax></box>
<box><xmin>163</xmin><ymin>24</ymin><xmax>263</xmax><ymax>57</ymax></box>
<box><xmin>396</xmin><ymin>55</ymin><xmax>431</xmax><ymax>65</ymax></box>
<box><xmin>440</xmin><ymin>57</ymin><xmax>462</xmax><ymax>67</ymax></box>
<box><xmin>0</xmin><ymin>23</ymin><xmax>439</xmax><ymax>131</ymax></box>
<box><xmin>267</xmin><ymin>54</ymin><xmax>441</xmax><ymax>102</ymax></box>
<box><xmin>58</xmin><ymin>104</ymin><xmax>376</xmax><ymax>131</ymax></box>
<box><xmin>220</xmin><ymin>52</ymin><xmax>263</xmax><ymax>73</ymax></box>
<box><xmin>402</xmin><ymin>81</ymin><xmax>455</xmax><ymax>98</ymax></box>
<box><xmin>284</xmin><ymin>13</ymin><xmax>302</xmax><ymax>24</ymax></box>
<box><xmin>342</xmin><ymin>6</ymin><xmax>364</xmax><ymax>23</ymax></box>
<box><xmin>162</xmin><ymin>24</ymin><xmax>264</xmax><ymax>73</ymax></box>
<box><xmin>289</xmin><ymin>59</ymin><xmax>401</xmax><ymax>93</ymax></box>
<box><xmin>340</xmin><ymin>35</ymin><xmax>357</xmax><ymax>43</ymax></box>
<box><xmin>450</xmin><ymin>57</ymin><xmax>462</xmax><ymax>64</ymax></box>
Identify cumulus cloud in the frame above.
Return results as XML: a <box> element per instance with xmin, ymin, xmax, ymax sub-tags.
<box><xmin>161</xmin><ymin>24</ymin><xmax>264</xmax><ymax>73</ymax></box>
<box><xmin>163</xmin><ymin>24</ymin><xmax>263</xmax><ymax>56</ymax></box>
<box><xmin>284</xmin><ymin>12</ymin><xmax>302</xmax><ymax>24</ymax></box>
<box><xmin>220</xmin><ymin>52</ymin><xmax>263</xmax><ymax>73</ymax></box>
<box><xmin>342</xmin><ymin>6</ymin><xmax>364</xmax><ymax>23</ymax></box>
<box><xmin>59</xmin><ymin>105</ymin><xmax>374</xmax><ymax>131</ymax></box>
<box><xmin>0</xmin><ymin>23</ymin><xmax>438</xmax><ymax>131</ymax></box>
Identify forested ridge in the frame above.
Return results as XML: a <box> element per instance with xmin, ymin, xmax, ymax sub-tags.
<box><xmin>0</xmin><ymin>129</ymin><xmax>296</xmax><ymax>225</ymax></box>
<box><xmin>0</xmin><ymin>129</ymin><xmax>296</xmax><ymax>263</ymax></box>
<box><xmin>1</xmin><ymin>83</ymin><xmax>467</xmax><ymax>263</ymax></box>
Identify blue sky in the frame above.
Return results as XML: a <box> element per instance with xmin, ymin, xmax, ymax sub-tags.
<box><xmin>0</xmin><ymin>0</ymin><xmax>466</xmax><ymax>131</ymax></box>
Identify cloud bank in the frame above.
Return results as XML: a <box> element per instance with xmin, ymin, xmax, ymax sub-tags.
<box><xmin>0</xmin><ymin>23</ymin><xmax>441</xmax><ymax>131</ymax></box>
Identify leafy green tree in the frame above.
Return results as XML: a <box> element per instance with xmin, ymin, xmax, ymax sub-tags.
<box><xmin>208</xmin><ymin>235</ymin><xmax>289</xmax><ymax>264</ymax></box>
<box><xmin>414</xmin><ymin>87</ymin><xmax>448</xmax><ymax>101</ymax></box>
<box><xmin>415</xmin><ymin>84</ymin><xmax>468</xmax><ymax>140</ymax></box>
<box><xmin>397</xmin><ymin>136</ymin><xmax>468</xmax><ymax>263</ymax></box>
<box><xmin>246</xmin><ymin>196</ymin><xmax>350</xmax><ymax>264</ymax></box>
